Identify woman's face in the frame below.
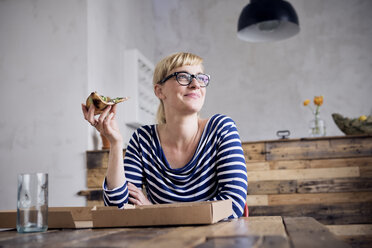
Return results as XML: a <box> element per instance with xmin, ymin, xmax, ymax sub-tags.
<box><xmin>155</xmin><ymin>64</ymin><xmax>207</xmax><ymax>117</ymax></box>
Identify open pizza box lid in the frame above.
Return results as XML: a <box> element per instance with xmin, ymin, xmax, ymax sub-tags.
<box><xmin>0</xmin><ymin>200</ymin><xmax>232</xmax><ymax>229</ymax></box>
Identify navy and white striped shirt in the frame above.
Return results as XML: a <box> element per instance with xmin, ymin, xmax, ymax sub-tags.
<box><xmin>103</xmin><ymin>114</ymin><xmax>248</xmax><ymax>218</ymax></box>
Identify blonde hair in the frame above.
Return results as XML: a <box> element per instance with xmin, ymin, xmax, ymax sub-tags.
<box><xmin>153</xmin><ymin>52</ymin><xmax>204</xmax><ymax>124</ymax></box>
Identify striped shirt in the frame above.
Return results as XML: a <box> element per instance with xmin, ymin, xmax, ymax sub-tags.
<box><xmin>103</xmin><ymin>114</ymin><xmax>248</xmax><ymax>218</ymax></box>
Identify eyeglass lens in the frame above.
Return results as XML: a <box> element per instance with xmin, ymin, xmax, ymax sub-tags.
<box><xmin>176</xmin><ymin>72</ymin><xmax>209</xmax><ymax>86</ymax></box>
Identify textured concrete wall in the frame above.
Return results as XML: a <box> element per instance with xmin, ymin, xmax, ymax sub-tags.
<box><xmin>153</xmin><ymin>0</ymin><xmax>372</xmax><ymax>141</ymax></box>
<box><xmin>87</xmin><ymin>0</ymin><xmax>155</xmax><ymax>148</ymax></box>
<box><xmin>0</xmin><ymin>0</ymin><xmax>155</xmax><ymax>210</ymax></box>
<box><xmin>0</xmin><ymin>0</ymin><xmax>88</xmax><ymax>209</ymax></box>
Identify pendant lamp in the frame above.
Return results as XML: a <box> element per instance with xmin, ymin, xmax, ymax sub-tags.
<box><xmin>237</xmin><ymin>0</ymin><xmax>300</xmax><ymax>42</ymax></box>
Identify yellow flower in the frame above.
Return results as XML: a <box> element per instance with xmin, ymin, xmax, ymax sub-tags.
<box><xmin>313</xmin><ymin>96</ymin><xmax>323</xmax><ymax>106</ymax></box>
<box><xmin>359</xmin><ymin>115</ymin><xmax>367</xmax><ymax>121</ymax></box>
<box><xmin>303</xmin><ymin>99</ymin><xmax>310</xmax><ymax>106</ymax></box>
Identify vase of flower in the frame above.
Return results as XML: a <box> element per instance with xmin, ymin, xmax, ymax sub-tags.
<box><xmin>303</xmin><ymin>96</ymin><xmax>326</xmax><ymax>137</ymax></box>
<box><xmin>309</xmin><ymin>111</ymin><xmax>326</xmax><ymax>137</ymax></box>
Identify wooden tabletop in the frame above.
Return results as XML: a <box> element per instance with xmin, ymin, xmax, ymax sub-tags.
<box><xmin>0</xmin><ymin>216</ymin><xmax>350</xmax><ymax>248</ymax></box>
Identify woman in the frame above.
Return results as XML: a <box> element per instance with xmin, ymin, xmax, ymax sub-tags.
<box><xmin>82</xmin><ymin>52</ymin><xmax>248</xmax><ymax>218</ymax></box>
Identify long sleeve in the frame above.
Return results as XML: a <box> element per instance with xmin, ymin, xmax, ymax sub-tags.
<box><xmin>209</xmin><ymin>117</ymin><xmax>248</xmax><ymax>218</ymax></box>
<box><xmin>102</xmin><ymin>130</ymin><xmax>144</xmax><ymax>208</ymax></box>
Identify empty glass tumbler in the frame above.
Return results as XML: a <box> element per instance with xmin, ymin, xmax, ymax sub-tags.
<box><xmin>17</xmin><ymin>173</ymin><xmax>48</xmax><ymax>233</ymax></box>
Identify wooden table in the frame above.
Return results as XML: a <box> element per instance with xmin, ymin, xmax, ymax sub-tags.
<box><xmin>0</xmin><ymin>216</ymin><xmax>350</xmax><ymax>248</ymax></box>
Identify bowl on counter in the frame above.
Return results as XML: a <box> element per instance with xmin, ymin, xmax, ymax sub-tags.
<box><xmin>332</xmin><ymin>113</ymin><xmax>372</xmax><ymax>135</ymax></box>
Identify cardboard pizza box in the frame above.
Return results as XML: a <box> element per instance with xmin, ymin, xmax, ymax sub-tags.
<box><xmin>0</xmin><ymin>200</ymin><xmax>232</xmax><ymax>229</ymax></box>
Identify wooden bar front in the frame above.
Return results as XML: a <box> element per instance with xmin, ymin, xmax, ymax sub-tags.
<box><xmin>79</xmin><ymin>135</ymin><xmax>372</xmax><ymax>247</ymax></box>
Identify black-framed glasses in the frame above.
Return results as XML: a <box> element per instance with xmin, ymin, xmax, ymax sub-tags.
<box><xmin>159</xmin><ymin>71</ymin><xmax>210</xmax><ymax>87</ymax></box>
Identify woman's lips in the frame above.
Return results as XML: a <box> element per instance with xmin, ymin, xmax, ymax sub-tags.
<box><xmin>184</xmin><ymin>93</ymin><xmax>200</xmax><ymax>99</ymax></box>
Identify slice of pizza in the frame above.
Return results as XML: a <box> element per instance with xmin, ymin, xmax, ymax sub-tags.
<box><xmin>86</xmin><ymin>92</ymin><xmax>129</xmax><ymax>115</ymax></box>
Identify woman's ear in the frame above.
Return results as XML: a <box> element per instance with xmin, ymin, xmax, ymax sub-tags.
<box><xmin>154</xmin><ymin>84</ymin><xmax>165</xmax><ymax>100</ymax></box>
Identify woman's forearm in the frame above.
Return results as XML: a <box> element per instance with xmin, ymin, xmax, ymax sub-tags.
<box><xmin>106</xmin><ymin>141</ymin><xmax>126</xmax><ymax>190</ymax></box>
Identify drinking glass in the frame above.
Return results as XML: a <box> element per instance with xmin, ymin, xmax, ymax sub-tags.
<box><xmin>17</xmin><ymin>173</ymin><xmax>48</xmax><ymax>233</ymax></box>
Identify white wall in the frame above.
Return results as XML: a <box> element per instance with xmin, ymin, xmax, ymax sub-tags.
<box><xmin>0</xmin><ymin>0</ymin><xmax>154</xmax><ymax>210</ymax></box>
<box><xmin>153</xmin><ymin>0</ymin><xmax>372</xmax><ymax>141</ymax></box>
<box><xmin>87</xmin><ymin>0</ymin><xmax>155</xmax><ymax>148</ymax></box>
<box><xmin>0</xmin><ymin>0</ymin><xmax>87</xmax><ymax>210</ymax></box>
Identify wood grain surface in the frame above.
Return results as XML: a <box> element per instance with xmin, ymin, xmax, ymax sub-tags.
<box><xmin>247</xmin><ymin>192</ymin><xmax>372</xmax><ymax>206</ymax></box>
<box><xmin>0</xmin><ymin>217</ymin><xmax>350</xmax><ymax>248</ymax></box>
<box><xmin>283</xmin><ymin>217</ymin><xmax>351</xmax><ymax>248</ymax></box>
<box><xmin>265</xmin><ymin>136</ymin><xmax>372</xmax><ymax>161</ymax></box>
<box><xmin>81</xmin><ymin>135</ymin><xmax>372</xmax><ymax>248</ymax></box>
<box><xmin>327</xmin><ymin>224</ymin><xmax>372</xmax><ymax>248</ymax></box>
<box><xmin>249</xmin><ymin>202</ymin><xmax>372</xmax><ymax>225</ymax></box>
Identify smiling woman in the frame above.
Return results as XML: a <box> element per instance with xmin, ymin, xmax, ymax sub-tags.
<box><xmin>82</xmin><ymin>52</ymin><xmax>248</xmax><ymax>218</ymax></box>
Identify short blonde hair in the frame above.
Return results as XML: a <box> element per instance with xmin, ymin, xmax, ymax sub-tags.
<box><xmin>153</xmin><ymin>52</ymin><xmax>204</xmax><ymax>124</ymax></box>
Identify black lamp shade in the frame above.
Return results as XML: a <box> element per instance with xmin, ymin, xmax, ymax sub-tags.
<box><xmin>237</xmin><ymin>0</ymin><xmax>300</xmax><ymax>42</ymax></box>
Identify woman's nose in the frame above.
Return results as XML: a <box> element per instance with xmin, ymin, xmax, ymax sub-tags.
<box><xmin>188</xmin><ymin>77</ymin><xmax>201</xmax><ymax>89</ymax></box>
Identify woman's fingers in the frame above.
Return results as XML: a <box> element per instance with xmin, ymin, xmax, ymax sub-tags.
<box><xmin>82</xmin><ymin>103</ymin><xmax>119</xmax><ymax>132</ymax></box>
<box><xmin>128</xmin><ymin>182</ymin><xmax>138</xmax><ymax>191</ymax></box>
<box><xmin>129</xmin><ymin>190</ymin><xmax>143</xmax><ymax>205</ymax></box>
<box><xmin>103</xmin><ymin>112</ymin><xmax>114</xmax><ymax>129</ymax></box>
<box><xmin>128</xmin><ymin>183</ymin><xmax>140</xmax><ymax>195</ymax></box>
<box><xmin>129</xmin><ymin>197</ymin><xmax>141</xmax><ymax>205</ymax></box>
<box><xmin>81</xmin><ymin>104</ymin><xmax>88</xmax><ymax>118</ymax></box>
<box><xmin>128</xmin><ymin>182</ymin><xmax>151</xmax><ymax>206</ymax></box>
<box><xmin>102</xmin><ymin>113</ymin><xmax>115</xmax><ymax>137</ymax></box>
<box><xmin>111</xmin><ymin>104</ymin><xmax>118</xmax><ymax>115</ymax></box>
<box><xmin>87</xmin><ymin>104</ymin><xmax>97</xmax><ymax>124</ymax></box>
<box><xmin>129</xmin><ymin>190</ymin><xmax>140</xmax><ymax>200</ymax></box>
<box><xmin>82</xmin><ymin>101</ymin><xmax>119</xmax><ymax>128</ymax></box>
<box><xmin>98</xmin><ymin>105</ymin><xmax>112</xmax><ymax>123</ymax></box>
<box><xmin>82</xmin><ymin>103</ymin><xmax>97</xmax><ymax>126</ymax></box>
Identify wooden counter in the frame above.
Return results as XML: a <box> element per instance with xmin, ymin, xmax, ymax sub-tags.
<box><xmin>79</xmin><ymin>135</ymin><xmax>372</xmax><ymax>247</ymax></box>
<box><xmin>0</xmin><ymin>216</ymin><xmax>350</xmax><ymax>248</ymax></box>
<box><xmin>243</xmin><ymin>135</ymin><xmax>372</xmax><ymax>248</ymax></box>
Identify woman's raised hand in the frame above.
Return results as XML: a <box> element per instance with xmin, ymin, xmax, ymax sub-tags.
<box><xmin>81</xmin><ymin>103</ymin><xmax>123</xmax><ymax>145</ymax></box>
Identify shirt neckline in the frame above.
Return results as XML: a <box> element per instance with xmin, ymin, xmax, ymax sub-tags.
<box><xmin>153</xmin><ymin>115</ymin><xmax>216</xmax><ymax>172</ymax></box>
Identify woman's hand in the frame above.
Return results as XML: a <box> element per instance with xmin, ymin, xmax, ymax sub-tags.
<box><xmin>128</xmin><ymin>182</ymin><xmax>152</xmax><ymax>206</ymax></box>
<box><xmin>81</xmin><ymin>103</ymin><xmax>123</xmax><ymax>145</ymax></box>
